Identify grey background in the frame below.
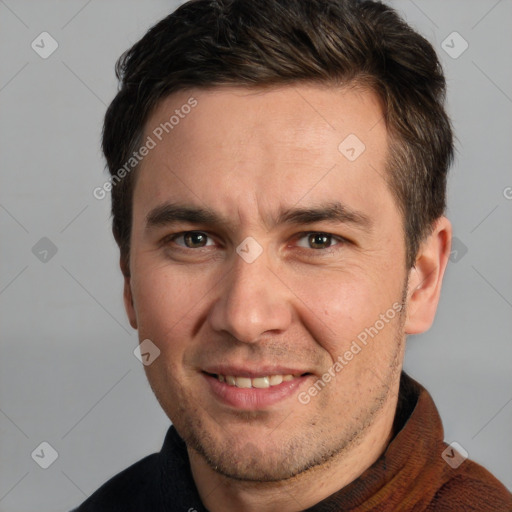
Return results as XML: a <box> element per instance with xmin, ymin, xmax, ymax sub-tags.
<box><xmin>0</xmin><ymin>1</ymin><xmax>511</xmax><ymax>510</ymax></box>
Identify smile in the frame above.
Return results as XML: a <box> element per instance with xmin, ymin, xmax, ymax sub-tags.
<box><xmin>215</xmin><ymin>373</ymin><xmax>300</xmax><ymax>388</ymax></box>
<box><xmin>203</xmin><ymin>371</ymin><xmax>311</xmax><ymax>410</ymax></box>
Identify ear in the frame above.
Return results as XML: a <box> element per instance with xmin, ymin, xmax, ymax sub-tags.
<box><xmin>404</xmin><ymin>216</ymin><xmax>452</xmax><ymax>335</ymax></box>
<box><xmin>121</xmin><ymin>257</ymin><xmax>138</xmax><ymax>330</ymax></box>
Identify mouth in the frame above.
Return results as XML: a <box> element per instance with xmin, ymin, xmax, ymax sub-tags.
<box><xmin>207</xmin><ymin>372</ymin><xmax>308</xmax><ymax>388</ymax></box>
<box><xmin>202</xmin><ymin>370</ymin><xmax>313</xmax><ymax>410</ymax></box>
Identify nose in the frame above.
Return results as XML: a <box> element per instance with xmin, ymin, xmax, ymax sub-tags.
<box><xmin>208</xmin><ymin>247</ymin><xmax>293</xmax><ymax>343</ymax></box>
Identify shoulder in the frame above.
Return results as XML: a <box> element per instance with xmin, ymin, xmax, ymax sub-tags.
<box><xmin>427</xmin><ymin>457</ymin><xmax>512</xmax><ymax>512</ymax></box>
<box><xmin>72</xmin><ymin>453</ymin><xmax>161</xmax><ymax>512</ymax></box>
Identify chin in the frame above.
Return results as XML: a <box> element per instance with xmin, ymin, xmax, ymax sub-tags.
<box><xmin>199</xmin><ymin>440</ymin><xmax>310</xmax><ymax>482</ymax></box>
<box><xmin>182</xmin><ymin>414</ymin><xmax>349</xmax><ymax>482</ymax></box>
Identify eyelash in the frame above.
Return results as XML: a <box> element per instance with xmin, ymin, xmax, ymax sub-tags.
<box><xmin>163</xmin><ymin>231</ymin><xmax>348</xmax><ymax>253</ymax></box>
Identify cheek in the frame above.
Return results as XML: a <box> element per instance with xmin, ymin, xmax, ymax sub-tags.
<box><xmin>131</xmin><ymin>261</ymin><xmax>204</xmax><ymax>347</ymax></box>
<box><xmin>289</xmin><ymin>268</ymin><xmax>399</xmax><ymax>360</ymax></box>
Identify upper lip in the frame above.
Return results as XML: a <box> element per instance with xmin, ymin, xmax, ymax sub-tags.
<box><xmin>202</xmin><ymin>365</ymin><xmax>311</xmax><ymax>378</ymax></box>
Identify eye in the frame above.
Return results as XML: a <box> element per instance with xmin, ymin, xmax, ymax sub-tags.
<box><xmin>296</xmin><ymin>232</ymin><xmax>344</xmax><ymax>250</ymax></box>
<box><xmin>170</xmin><ymin>231</ymin><xmax>215</xmax><ymax>249</ymax></box>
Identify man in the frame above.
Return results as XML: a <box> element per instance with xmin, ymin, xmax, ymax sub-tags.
<box><xmin>76</xmin><ymin>0</ymin><xmax>512</xmax><ymax>510</ymax></box>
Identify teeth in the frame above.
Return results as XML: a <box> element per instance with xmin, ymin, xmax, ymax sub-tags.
<box><xmin>217</xmin><ymin>373</ymin><xmax>300</xmax><ymax>388</ymax></box>
<box><xmin>252</xmin><ymin>376</ymin><xmax>270</xmax><ymax>388</ymax></box>
<box><xmin>236</xmin><ymin>377</ymin><xmax>252</xmax><ymax>388</ymax></box>
<box><xmin>269</xmin><ymin>375</ymin><xmax>283</xmax><ymax>386</ymax></box>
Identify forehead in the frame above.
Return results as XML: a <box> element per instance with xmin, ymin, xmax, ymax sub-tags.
<box><xmin>144</xmin><ymin>84</ymin><xmax>385</xmax><ymax>157</ymax></box>
<box><xmin>134</xmin><ymin>84</ymin><xmax>394</xmax><ymax>227</ymax></box>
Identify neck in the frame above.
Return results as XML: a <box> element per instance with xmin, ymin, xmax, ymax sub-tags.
<box><xmin>188</xmin><ymin>380</ymin><xmax>400</xmax><ymax>512</ymax></box>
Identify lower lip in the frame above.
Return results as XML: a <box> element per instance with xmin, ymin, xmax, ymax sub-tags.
<box><xmin>203</xmin><ymin>373</ymin><xmax>310</xmax><ymax>410</ymax></box>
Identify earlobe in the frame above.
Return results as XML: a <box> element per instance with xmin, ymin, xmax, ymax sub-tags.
<box><xmin>404</xmin><ymin>217</ymin><xmax>452</xmax><ymax>335</ymax></box>
<box><xmin>121</xmin><ymin>259</ymin><xmax>138</xmax><ymax>330</ymax></box>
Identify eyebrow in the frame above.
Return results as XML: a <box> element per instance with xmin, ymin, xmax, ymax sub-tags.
<box><xmin>276</xmin><ymin>202</ymin><xmax>372</xmax><ymax>231</ymax></box>
<box><xmin>145</xmin><ymin>201</ymin><xmax>373</xmax><ymax>233</ymax></box>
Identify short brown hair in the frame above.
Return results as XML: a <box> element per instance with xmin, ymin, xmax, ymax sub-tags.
<box><xmin>102</xmin><ymin>0</ymin><xmax>453</xmax><ymax>273</ymax></box>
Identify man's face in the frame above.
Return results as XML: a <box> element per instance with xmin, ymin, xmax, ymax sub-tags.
<box><xmin>126</xmin><ymin>84</ymin><xmax>409</xmax><ymax>481</ymax></box>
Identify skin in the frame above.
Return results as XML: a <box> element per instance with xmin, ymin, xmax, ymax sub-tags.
<box><xmin>122</xmin><ymin>84</ymin><xmax>452</xmax><ymax>511</ymax></box>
